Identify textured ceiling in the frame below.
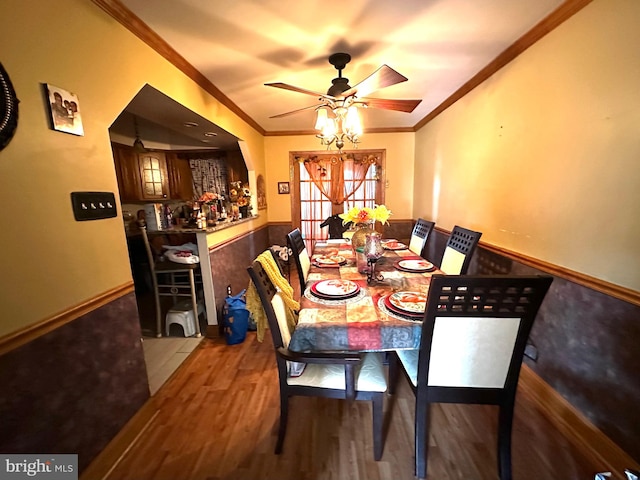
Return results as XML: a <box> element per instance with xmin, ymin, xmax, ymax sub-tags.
<box><xmin>116</xmin><ymin>0</ymin><xmax>565</xmax><ymax>136</ymax></box>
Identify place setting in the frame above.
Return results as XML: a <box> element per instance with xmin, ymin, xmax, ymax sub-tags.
<box><xmin>305</xmin><ymin>279</ymin><xmax>366</xmax><ymax>305</ymax></box>
<box><xmin>312</xmin><ymin>252</ymin><xmax>348</xmax><ymax>268</ymax></box>
<box><xmin>381</xmin><ymin>239</ymin><xmax>408</xmax><ymax>251</ymax></box>
<box><xmin>377</xmin><ymin>290</ymin><xmax>427</xmax><ymax>322</ymax></box>
<box><xmin>394</xmin><ymin>258</ymin><xmax>436</xmax><ymax>273</ymax></box>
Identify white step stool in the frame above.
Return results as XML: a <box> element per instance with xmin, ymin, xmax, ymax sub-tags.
<box><xmin>166</xmin><ymin>300</ymin><xmax>205</xmax><ymax>337</ymax></box>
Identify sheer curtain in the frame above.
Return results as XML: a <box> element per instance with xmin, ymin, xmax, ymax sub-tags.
<box><xmin>302</xmin><ymin>153</ymin><xmax>373</xmax><ymax>204</ymax></box>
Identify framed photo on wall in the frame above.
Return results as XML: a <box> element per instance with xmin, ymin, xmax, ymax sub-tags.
<box><xmin>45</xmin><ymin>84</ymin><xmax>84</xmax><ymax>136</ymax></box>
<box><xmin>278</xmin><ymin>182</ymin><xmax>290</xmax><ymax>194</ymax></box>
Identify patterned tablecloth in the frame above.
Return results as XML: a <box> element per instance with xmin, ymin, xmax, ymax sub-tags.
<box><xmin>288</xmin><ymin>239</ymin><xmax>441</xmax><ymax>353</ymax></box>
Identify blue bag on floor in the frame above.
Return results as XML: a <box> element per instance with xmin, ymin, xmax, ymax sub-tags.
<box><xmin>223</xmin><ymin>289</ymin><xmax>250</xmax><ymax>345</ymax></box>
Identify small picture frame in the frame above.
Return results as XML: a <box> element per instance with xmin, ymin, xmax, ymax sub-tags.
<box><xmin>45</xmin><ymin>84</ymin><xmax>84</xmax><ymax>136</ymax></box>
<box><xmin>278</xmin><ymin>182</ymin><xmax>290</xmax><ymax>195</ymax></box>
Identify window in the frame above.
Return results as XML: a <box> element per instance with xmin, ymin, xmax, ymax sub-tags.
<box><xmin>293</xmin><ymin>150</ymin><xmax>384</xmax><ymax>251</ymax></box>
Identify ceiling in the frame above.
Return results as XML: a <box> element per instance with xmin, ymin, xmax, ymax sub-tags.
<box><xmin>109</xmin><ymin>85</ymin><xmax>242</xmax><ymax>150</ymax></box>
<box><xmin>114</xmin><ymin>0</ymin><xmax>565</xmax><ymax>138</ymax></box>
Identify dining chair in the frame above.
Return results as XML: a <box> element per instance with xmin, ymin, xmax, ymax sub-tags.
<box><xmin>247</xmin><ymin>260</ymin><xmax>388</xmax><ymax>460</ymax></box>
<box><xmin>287</xmin><ymin>228</ymin><xmax>311</xmax><ymax>294</ymax></box>
<box><xmin>408</xmin><ymin>218</ymin><xmax>435</xmax><ymax>258</ymax></box>
<box><xmin>440</xmin><ymin>225</ymin><xmax>482</xmax><ymax>274</ymax></box>
<box><xmin>140</xmin><ymin>225</ymin><xmax>203</xmax><ymax>337</ymax></box>
<box><xmin>389</xmin><ymin>274</ymin><xmax>553</xmax><ymax>480</ymax></box>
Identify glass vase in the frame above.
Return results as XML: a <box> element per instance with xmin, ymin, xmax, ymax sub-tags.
<box><xmin>351</xmin><ymin>221</ymin><xmax>375</xmax><ymax>252</ymax></box>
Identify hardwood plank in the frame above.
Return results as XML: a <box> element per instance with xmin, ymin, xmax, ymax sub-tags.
<box><xmin>87</xmin><ymin>332</ymin><xmax>610</xmax><ymax>480</ymax></box>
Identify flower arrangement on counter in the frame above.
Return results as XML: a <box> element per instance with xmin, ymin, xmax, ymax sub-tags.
<box><xmin>198</xmin><ymin>191</ymin><xmax>224</xmax><ymax>205</ymax></box>
<box><xmin>229</xmin><ymin>181</ymin><xmax>252</xmax><ymax>208</ymax></box>
<box><xmin>339</xmin><ymin>204</ymin><xmax>392</xmax><ymax>226</ymax></box>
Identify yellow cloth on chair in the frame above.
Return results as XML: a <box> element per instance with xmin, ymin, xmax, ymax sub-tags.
<box><xmin>246</xmin><ymin>250</ymin><xmax>300</xmax><ymax>342</ymax></box>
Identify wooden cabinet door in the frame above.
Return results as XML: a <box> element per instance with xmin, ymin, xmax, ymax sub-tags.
<box><xmin>166</xmin><ymin>153</ymin><xmax>194</xmax><ymax>200</ymax></box>
<box><xmin>138</xmin><ymin>151</ymin><xmax>169</xmax><ymax>200</ymax></box>
<box><xmin>112</xmin><ymin>143</ymin><xmax>142</xmax><ymax>202</ymax></box>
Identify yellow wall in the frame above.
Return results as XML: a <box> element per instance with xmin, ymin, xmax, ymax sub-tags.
<box><xmin>0</xmin><ymin>0</ymin><xmax>264</xmax><ymax>336</ymax></box>
<box><xmin>264</xmin><ymin>132</ymin><xmax>415</xmax><ymax>222</ymax></box>
<box><xmin>414</xmin><ymin>0</ymin><xmax>640</xmax><ymax>291</ymax></box>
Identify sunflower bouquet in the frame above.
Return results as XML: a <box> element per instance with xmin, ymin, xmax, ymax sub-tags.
<box><xmin>339</xmin><ymin>205</ymin><xmax>392</xmax><ymax>226</ymax></box>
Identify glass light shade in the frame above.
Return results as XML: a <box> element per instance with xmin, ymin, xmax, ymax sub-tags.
<box><xmin>345</xmin><ymin>106</ymin><xmax>362</xmax><ymax>136</ymax></box>
<box><xmin>315</xmin><ymin>108</ymin><xmax>328</xmax><ymax>130</ymax></box>
<box><xmin>322</xmin><ymin>118</ymin><xmax>337</xmax><ymax>138</ymax></box>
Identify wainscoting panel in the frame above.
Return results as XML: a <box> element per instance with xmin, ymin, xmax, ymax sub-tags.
<box><xmin>0</xmin><ymin>292</ymin><xmax>149</xmax><ymax>473</ymax></box>
<box><xmin>208</xmin><ymin>226</ymin><xmax>271</xmax><ymax>324</ymax></box>
<box><xmin>427</xmin><ymin>228</ymin><xmax>640</xmax><ymax>462</ymax></box>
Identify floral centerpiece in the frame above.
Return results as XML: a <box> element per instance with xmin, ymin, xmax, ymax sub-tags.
<box><xmin>229</xmin><ymin>181</ymin><xmax>252</xmax><ymax>217</ymax></box>
<box><xmin>339</xmin><ymin>205</ymin><xmax>392</xmax><ymax>226</ymax></box>
<box><xmin>339</xmin><ymin>205</ymin><xmax>392</xmax><ymax>252</ymax></box>
<box><xmin>198</xmin><ymin>192</ymin><xmax>223</xmax><ymax>225</ymax></box>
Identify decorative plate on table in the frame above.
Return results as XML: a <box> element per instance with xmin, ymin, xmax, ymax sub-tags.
<box><xmin>311</xmin><ymin>279</ymin><xmax>360</xmax><ymax>299</ymax></box>
<box><xmin>382</xmin><ymin>240</ymin><xmax>408</xmax><ymax>251</ymax></box>
<box><xmin>313</xmin><ymin>255</ymin><xmax>347</xmax><ymax>267</ymax></box>
<box><xmin>387</xmin><ymin>291</ymin><xmax>428</xmax><ymax>315</ymax></box>
<box><xmin>395</xmin><ymin>259</ymin><xmax>435</xmax><ymax>273</ymax></box>
<box><xmin>378</xmin><ymin>296</ymin><xmax>423</xmax><ymax>322</ymax></box>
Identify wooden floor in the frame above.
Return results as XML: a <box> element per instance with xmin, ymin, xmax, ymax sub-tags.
<box><xmin>142</xmin><ymin>336</ymin><xmax>203</xmax><ymax>395</ymax></box>
<box><xmin>100</xmin><ymin>331</ymin><xmax>602</xmax><ymax>480</ymax></box>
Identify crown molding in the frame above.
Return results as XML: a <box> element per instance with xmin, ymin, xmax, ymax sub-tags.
<box><xmin>90</xmin><ymin>0</ymin><xmax>265</xmax><ymax>135</ymax></box>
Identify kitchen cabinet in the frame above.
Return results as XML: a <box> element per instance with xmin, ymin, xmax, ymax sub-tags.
<box><xmin>112</xmin><ymin>143</ymin><xmax>142</xmax><ymax>202</ymax></box>
<box><xmin>166</xmin><ymin>152</ymin><xmax>194</xmax><ymax>200</ymax></box>
<box><xmin>137</xmin><ymin>151</ymin><xmax>169</xmax><ymax>200</ymax></box>
<box><xmin>112</xmin><ymin>143</ymin><xmax>193</xmax><ymax>202</ymax></box>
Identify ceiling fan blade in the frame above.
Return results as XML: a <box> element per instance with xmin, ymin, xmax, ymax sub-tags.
<box><xmin>265</xmin><ymin>82</ymin><xmax>329</xmax><ymax>99</ymax></box>
<box><xmin>269</xmin><ymin>104</ymin><xmax>321</xmax><ymax>119</ymax></box>
<box><xmin>360</xmin><ymin>97</ymin><xmax>422</xmax><ymax>113</ymax></box>
<box><xmin>340</xmin><ymin>65</ymin><xmax>408</xmax><ymax>98</ymax></box>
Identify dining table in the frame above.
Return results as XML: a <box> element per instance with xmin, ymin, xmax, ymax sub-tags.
<box><xmin>288</xmin><ymin>237</ymin><xmax>442</xmax><ymax>353</ymax></box>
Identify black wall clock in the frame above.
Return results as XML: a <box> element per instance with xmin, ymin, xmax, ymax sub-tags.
<box><xmin>0</xmin><ymin>62</ymin><xmax>19</xmax><ymax>151</ymax></box>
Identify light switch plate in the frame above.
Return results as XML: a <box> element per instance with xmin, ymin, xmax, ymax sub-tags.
<box><xmin>71</xmin><ymin>191</ymin><xmax>117</xmax><ymax>221</ymax></box>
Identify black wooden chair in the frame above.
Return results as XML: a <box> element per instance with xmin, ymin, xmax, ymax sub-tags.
<box><xmin>247</xmin><ymin>260</ymin><xmax>388</xmax><ymax>460</ymax></box>
<box><xmin>389</xmin><ymin>274</ymin><xmax>553</xmax><ymax>479</ymax></box>
<box><xmin>408</xmin><ymin>218</ymin><xmax>435</xmax><ymax>258</ymax></box>
<box><xmin>287</xmin><ymin>228</ymin><xmax>311</xmax><ymax>294</ymax></box>
<box><xmin>440</xmin><ymin>225</ymin><xmax>482</xmax><ymax>274</ymax></box>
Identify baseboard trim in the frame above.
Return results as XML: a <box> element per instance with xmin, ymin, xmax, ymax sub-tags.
<box><xmin>80</xmin><ymin>397</ymin><xmax>160</xmax><ymax>480</ymax></box>
<box><xmin>0</xmin><ymin>282</ymin><xmax>135</xmax><ymax>356</ymax></box>
<box><xmin>519</xmin><ymin>364</ymin><xmax>639</xmax><ymax>476</ymax></box>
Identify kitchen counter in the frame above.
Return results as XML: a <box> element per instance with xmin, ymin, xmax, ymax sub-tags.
<box><xmin>129</xmin><ymin>214</ymin><xmax>257</xmax><ymax>237</ymax></box>
<box><xmin>139</xmin><ymin>215</ymin><xmax>258</xmax><ymax>327</ymax></box>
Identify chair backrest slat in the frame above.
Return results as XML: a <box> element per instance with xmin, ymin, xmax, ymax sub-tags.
<box><xmin>287</xmin><ymin>228</ymin><xmax>310</xmax><ymax>293</ymax></box>
<box><xmin>440</xmin><ymin>225</ymin><xmax>482</xmax><ymax>274</ymax></box>
<box><xmin>247</xmin><ymin>260</ymin><xmax>286</xmax><ymax>350</ymax></box>
<box><xmin>409</xmin><ymin>219</ymin><xmax>435</xmax><ymax>258</ymax></box>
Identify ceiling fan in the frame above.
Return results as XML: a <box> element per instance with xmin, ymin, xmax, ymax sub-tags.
<box><xmin>265</xmin><ymin>52</ymin><xmax>422</xmax><ymax>119</ymax></box>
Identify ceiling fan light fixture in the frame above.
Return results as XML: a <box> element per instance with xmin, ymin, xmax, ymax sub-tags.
<box><xmin>267</xmin><ymin>52</ymin><xmax>418</xmax><ymax>152</ymax></box>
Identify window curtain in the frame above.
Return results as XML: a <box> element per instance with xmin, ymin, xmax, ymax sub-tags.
<box><xmin>302</xmin><ymin>153</ymin><xmax>376</xmax><ymax>205</ymax></box>
<box><xmin>188</xmin><ymin>155</ymin><xmax>228</xmax><ymax>200</ymax></box>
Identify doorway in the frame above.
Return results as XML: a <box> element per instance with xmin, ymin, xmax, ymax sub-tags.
<box><xmin>291</xmin><ymin>149</ymin><xmax>386</xmax><ymax>251</ymax></box>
